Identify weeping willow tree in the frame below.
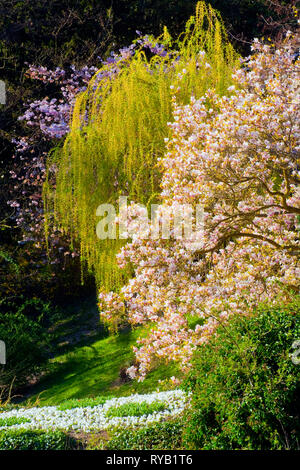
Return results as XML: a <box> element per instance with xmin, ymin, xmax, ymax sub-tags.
<box><xmin>44</xmin><ymin>1</ymin><xmax>239</xmax><ymax>291</ymax></box>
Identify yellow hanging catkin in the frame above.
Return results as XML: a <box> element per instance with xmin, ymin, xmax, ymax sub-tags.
<box><xmin>44</xmin><ymin>2</ymin><xmax>239</xmax><ymax>292</ymax></box>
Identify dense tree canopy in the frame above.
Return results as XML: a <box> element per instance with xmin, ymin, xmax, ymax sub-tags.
<box><xmin>99</xmin><ymin>32</ymin><xmax>300</xmax><ymax>379</ymax></box>
<box><xmin>0</xmin><ymin>3</ymin><xmax>299</xmax><ymax>444</ymax></box>
<box><xmin>1</xmin><ymin>1</ymin><xmax>298</xmax><ymax>303</ymax></box>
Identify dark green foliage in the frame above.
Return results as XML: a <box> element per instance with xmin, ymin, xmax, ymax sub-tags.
<box><xmin>0</xmin><ymin>429</ymin><xmax>72</xmax><ymax>450</ymax></box>
<box><xmin>0</xmin><ymin>0</ymin><xmax>112</xmax><ymax>77</ymax></box>
<box><xmin>208</xmin><ymin>1</ymin><xmax>299</xmax><ymax>51</ymax></box>
<box><xmin>183</xmin><ymin>299</ymin><xmax>300</xmax><ymax>450</ymax></box>
<box><xmin>0</xmin><ymin>296</ymin><xmax>53</xmax><ymax>325</ymax></box>
<box><xmin>0</xmin><ymin>302</ymin><xmax>50</xmax><ymax>400</ymax></box>
<box><xmin>107</xmin><ymin>419</ymin><xmax>183</xmax><ymax>450</ymax></box>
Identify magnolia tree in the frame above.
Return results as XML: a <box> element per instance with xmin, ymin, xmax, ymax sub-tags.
<box><xmin>99</xmin><ymin>33</ymin><xmax>300</xmax><ymax>381</ymax></box>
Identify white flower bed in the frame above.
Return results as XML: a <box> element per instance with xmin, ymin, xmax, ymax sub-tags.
<box><xmin>0</xmin><ymin>390</ymin><xmax>187</xmax><ymax>432</ymax></box>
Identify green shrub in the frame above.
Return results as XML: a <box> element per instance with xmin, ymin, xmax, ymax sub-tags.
<box><xmin>182</xmin><ymin>298</ymin><xmax>300</xmax><ymax>450</ymax></box>
<box><xmin>0</xmin><ymin>429</ymin><xmax>71</xmax><ymax>450</ymax></box>
<box><xmin>105</xmin><ymin>401</ymin><xmax>167</xmax><ymax>418</ymax></box>
<box><xmin>107</xmin><ymin>419</ymin><xmax>183</xmax><ymax>450</ymax></box>
<box><xmin>0</xmin><ymin>310</ymin><xmax>49</xmax><ymax>401</ymax></box>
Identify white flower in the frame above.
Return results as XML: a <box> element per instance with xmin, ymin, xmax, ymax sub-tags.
<box><xmin>0</xmin><ymin>390</ymin><xmax>188</xmax><ymax>432</ymax></box>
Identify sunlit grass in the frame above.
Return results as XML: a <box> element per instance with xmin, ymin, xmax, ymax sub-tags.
<box><xmin>105</xmin><ymin>401</ymin><xmax>168</xmax><ymax>418</ymax></box>
<box><xmin>23</xmin><ymin>327</ymin><xmax>181</xmax><ymax>406</ymax></box>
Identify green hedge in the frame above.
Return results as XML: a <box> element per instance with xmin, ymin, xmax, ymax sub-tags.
<box><xmin>0</xmin><ymin>309</ymin><xmax>49</xmax><ymax>400</ymax></box>
<box><xmin>0</xmin><ymin>429</ymin><xmax>73</xmax><ymax>450</ymax></box>
<box><xmin>106</xmin><ymin>419</ymin><xmax>183</xmax><ymax>450</ymax></box>
<box><xmin>183</xmin><ymin>299</ymin><xmax>300</xmax><ymax>450</ymax></box>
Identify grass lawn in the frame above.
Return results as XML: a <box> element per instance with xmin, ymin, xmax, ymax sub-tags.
<box><xmin>24</xmin><ymin>326</ymin><xmax>180</xmax><ymax>406</ymax></box>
